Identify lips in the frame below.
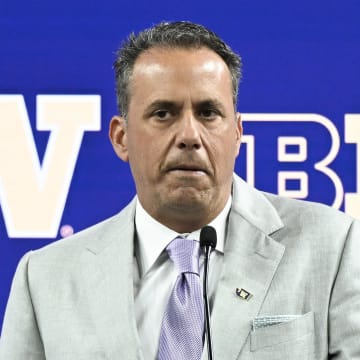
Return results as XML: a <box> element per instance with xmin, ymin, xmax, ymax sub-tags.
<box><xmin>163</xmin><ymin>155</ymin><xmax>211</xmax><ymax>175</ymax></box>
<box><xmin>170</xmin><ymin>165</ymin><xmax>206</xmax><ymax>172</ymax></box>
<box><xmin>165</xmin><ymin>161</ymin><xmax>208</xmax><ymax>174</ymax></box>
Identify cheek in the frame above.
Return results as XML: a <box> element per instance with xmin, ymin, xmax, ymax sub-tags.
<box><xmin>218</xmin><ymin>124</ymin><xmax>240</xmax><ymax>150</ymax></box>
<box><xmin>126</xmin><ymin>134</ymin><xmax>148</xmax><ymax>177</ymax></box>
<box><xmin>216</xmin><ymin>133</ymin><xmax>239</xmax><ymax>167</ymax></box>
<box><xmin>126</xmin><ymin>129</ymin><xmax>148</xmax><ymax>158</ymax></box>
<box><xmin>127</xmin><ymin>133</ymin><xmax>162</xmax><ymax>176</ymax></box>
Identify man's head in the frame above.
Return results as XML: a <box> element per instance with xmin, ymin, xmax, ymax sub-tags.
<box><xmin>110</xmin><ymin>21</ymin><xmax>242</xmax><ymax>232</ymax></box>
<box><xmin>114</xmin><ymin>21</ymin><xmax>242</xmax><ymax>118</ymax></box>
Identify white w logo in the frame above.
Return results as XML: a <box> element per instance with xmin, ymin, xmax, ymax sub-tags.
<box><xmin>0</xmin><ymin>95</ymin><xmax>101</xmax><ymax>238</ymax></box>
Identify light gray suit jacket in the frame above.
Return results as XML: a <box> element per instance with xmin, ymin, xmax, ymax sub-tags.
<box><xmin>1</xmin><ymin>174</ymin><xmax>360</xmax><ymax>359</ymax></box>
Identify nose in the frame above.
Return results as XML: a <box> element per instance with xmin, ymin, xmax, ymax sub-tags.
<box><xmin>176</xmin><ymin>113</ymin><xmax>201</xmax><ymax>150</ymax></box>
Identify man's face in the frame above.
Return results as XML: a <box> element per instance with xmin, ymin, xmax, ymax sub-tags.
<box><xmin>110</xmin><ymin>47</ymin><xmax>242</xmax><ymax>232</ymax></box>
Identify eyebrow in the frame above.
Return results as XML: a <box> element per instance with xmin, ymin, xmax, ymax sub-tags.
<box><xmin>144</xmin><ymin>98</ymin><xmax>226</xmax><ymax>114</ymax></box>
<box><xmin>144</xmin><ymin>100</ymin><xmax>181</xmax><ymax>116</ymax></box>
<box><xmin>196</xmin><ymin>99</ymin><xmax>225</xmax><ymax>111</ymax></box>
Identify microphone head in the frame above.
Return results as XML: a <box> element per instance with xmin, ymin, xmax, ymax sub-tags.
<box><xmin>200</xmin><ymin>226</ymin><xmax>217</xmax><ymax>249</ymax></box>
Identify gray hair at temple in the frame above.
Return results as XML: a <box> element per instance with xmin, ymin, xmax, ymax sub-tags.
<box><xmin>113</xmin><ymin>21</ymin><xmax>242</xmax><ymax>118</ymax></box>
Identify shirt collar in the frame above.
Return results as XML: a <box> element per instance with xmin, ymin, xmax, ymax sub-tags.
<box><xmin>135</xmin><ymin>196</ymin><xmax>232</xmax><ymax>277</ymax></box>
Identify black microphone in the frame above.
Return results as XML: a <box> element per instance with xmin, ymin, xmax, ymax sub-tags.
<box><xmin>200</xmin><ymin>226</ymin><xmax>217</xmax><ymax>360</ymax></box>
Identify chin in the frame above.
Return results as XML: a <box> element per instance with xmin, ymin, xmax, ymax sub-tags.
<box><xmin>165</xmin><ymin>190</ymin><xmax>211</xmax><ymax>212</ymax></box>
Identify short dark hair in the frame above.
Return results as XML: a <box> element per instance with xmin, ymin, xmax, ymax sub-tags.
<box><xmin>114</xmin><ymin>21</ymin><xmax>242</xmax><ymax>117</ymax></box>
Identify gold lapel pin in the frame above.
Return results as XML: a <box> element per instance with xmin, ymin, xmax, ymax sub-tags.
<box><xmin>236</xmin><ymin>288</ymin><xmax>252</xmax><ymax>301</ymax></box>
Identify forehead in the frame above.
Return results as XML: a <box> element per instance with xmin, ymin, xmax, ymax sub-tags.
<box><xmin>128</xmin><ymin>46</ymin><xmax>233</xmax><ymax>100</ymax></box>
<box><xmin>134</xmin><ymin>45</ymin><xmax>227</xmax><ymax>64</ymax></box>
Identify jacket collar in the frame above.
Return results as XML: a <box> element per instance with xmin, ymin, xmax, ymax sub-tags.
<box><xmin>84</xmin><ymin>174</ymin><xmax>285</xmax><ymax>360</ymax></box>
<box><xmin>203</xmin><ymin>174</ymin><xmax>285</xmax><ymax>359</ymax></box>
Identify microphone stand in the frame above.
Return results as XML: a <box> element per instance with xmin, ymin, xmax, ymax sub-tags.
<box><xmin>200</xmin><ymin>225</ymin><xmax>217</xmax><ymax>360</ymax></box>
<box><xmin>203</xmin><ymin>244</ymin><xmax>213</xmax><ymax>360</ymax></box>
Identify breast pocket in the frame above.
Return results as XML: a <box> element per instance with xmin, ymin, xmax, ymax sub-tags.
<box><xmin>250</xmin><ymin>311</ymin><xmax>315</xmax><ymax>359</ymax></box>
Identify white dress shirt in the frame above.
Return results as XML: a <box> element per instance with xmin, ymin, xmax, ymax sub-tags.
<box><xmin>133</xmin><ymin>197</ymin><xmax>231</xmax><ymax>360</ymax></box>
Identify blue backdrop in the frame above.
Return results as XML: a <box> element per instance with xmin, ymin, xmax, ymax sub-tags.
<box><xmin>1</xmin><ymin>0</ymin><xmax>359</xmax><ymax>328</ymax></box>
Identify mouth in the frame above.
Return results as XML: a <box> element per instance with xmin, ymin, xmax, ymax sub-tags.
<box><xmin>167</xmin><ymin>164</ymin><xmax>208</xmax><ymax>175</ymax></box>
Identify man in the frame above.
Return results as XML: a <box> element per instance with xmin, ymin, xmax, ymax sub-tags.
<box><xmin>0</xmin><ymin>21</ymin><xmax>359</xmax><ymax>359</ymax></box>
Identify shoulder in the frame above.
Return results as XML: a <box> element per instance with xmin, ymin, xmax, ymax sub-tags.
<box><xmin>262</xmin><ymin>192</ymin><xmax>358</xmax><ymax>253</ymax></box>
<box><xmin>264</xmin><ymin>191</ymin><xmax>353</xmax><ymax>229</ymax></box>
<box><xmin>231</xmin><ymin>173</ymin><xmax>356</xmax><ymax>241</ymax></box>
<box><xmin>22</xmin><ymin>198</ymin><xmax>136</xmax><ymax>269</ymax></box>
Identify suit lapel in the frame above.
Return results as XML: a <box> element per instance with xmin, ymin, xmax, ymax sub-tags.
<box><xmin>76</xmin><ymin>175</ymin><xmax>285</xmax><ymax>360</ymax></box>
<box><xmin>203</xmin><ymin>176</ymin><xmax>285</xmax><ymax>360</ymax></box>
<box><xmin>80</xmin><ymin>199</ymin><xmax>143</xmax><ymax>359</ymax></box>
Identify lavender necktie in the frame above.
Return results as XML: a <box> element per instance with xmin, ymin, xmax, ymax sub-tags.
<box><xmin>158</xmin><ymin>237</ymin><xmax>204</xmax><ymax>360</ymax></box>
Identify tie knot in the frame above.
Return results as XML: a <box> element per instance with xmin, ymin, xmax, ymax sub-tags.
<box><xmin>166</xmin><ymin>237</ymin><xmax>200</xmax><ymax>275</ymax></box>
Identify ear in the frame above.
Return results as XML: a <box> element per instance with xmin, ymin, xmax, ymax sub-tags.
<box><xmin>109</xmin><ymin>115</ymin><xmax>129</xmax><ymax>162</ymax></box>
<box><xmin>235</xmin><ymin>112</ymin><xmax>242</xmax><ymax>156</ymax></box>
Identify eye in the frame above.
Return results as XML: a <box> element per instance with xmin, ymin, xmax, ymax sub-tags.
<box><xmin>153</xmin><ymin>109</ymin><xmax>172</xmax><ymax>121</ymax></box>
<box><xmin>198</xmin><ymin>108</ymin><xmax>220</xmax><ymax>120</ymax></box>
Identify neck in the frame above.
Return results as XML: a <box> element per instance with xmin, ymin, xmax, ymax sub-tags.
<box><xmin>148</xmin><ymin>198</ymin><xmax>230</xmax><ymax>234</ymax></box>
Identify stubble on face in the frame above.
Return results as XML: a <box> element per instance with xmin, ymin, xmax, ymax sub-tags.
<box><xmin>123</xmin><ymin>47</ymin><xmax>241</xmax><ymax>232</ymax></box>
